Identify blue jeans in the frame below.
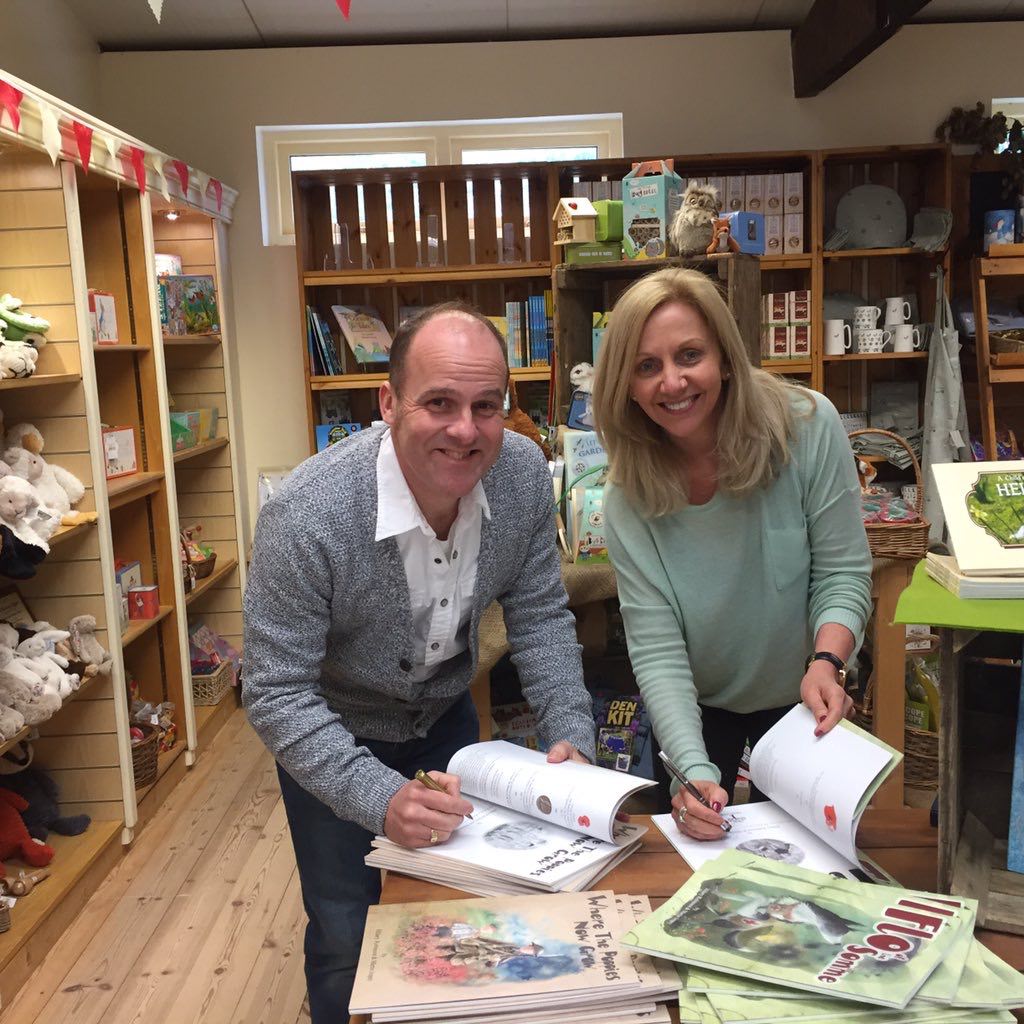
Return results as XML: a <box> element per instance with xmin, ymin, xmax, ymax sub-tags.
<box><xmin>276</xmin><ymin>691</ymin><xmax>479</xmax><ymax>1024</ymax></box>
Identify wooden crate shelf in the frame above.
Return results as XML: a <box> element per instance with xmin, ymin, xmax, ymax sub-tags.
<box><xmin>162</xmin><ymin>333</ymin><xmax>221</xmax><ymax>346</ymax></box>
<box><xmin>823</xmin><ymin>352</ymin><xmax>929</xmax><ymax>362</ymax></box>
<box><xmin>510</xmin><ymin>366</ymin><xmax>551</xmax><ymax>382</ymax></box>
<box><xmin>0</xmin><ymin>372</ymin><xmax>81</xmax><ymax>390</ymax></box>
<box><xmin>823</xmin><ymin>247</ymin><xmax>947</xmax><ymax>260</ymax></box>
<box><xmin>121</xmin><ymin>604</ymin><xmax>175</xmax><ymax>647</ymax></box>
<box><xmin>106</xmin><ymin>471</ymin><xmax>164</xmax><ymax>509</ymax></box>
<box><xmin>49</xmin><ymin>519</ymin><xmax>97</xmax><ymax>547</ymax></box>
<box><xmin>303</xmin><ymin>262</ymin><xmax>551</xmax><ymax>287</ymax></box>
<box><xmin>93</xmin><ymin>343</ymin><xmax>152</xmax><ymax>353</ymax></box>
<box><xmin>763</xmin><ymin>359</ymin><xmax>813</xmax><ymax>374</ymax></box>
<box><xmin>310</xmin><ymin>373</ymin><xmax>388</xmax><ymax>391</ymax></box>
<box><xmin>185</xmin><ymin>557</ymin><xmax>239</xmax><ymax>607</ymax></box>
<box><xmin>173</xmin><ymin>436</ymin><xmax>229</xmax><ymax>464</ymax></box>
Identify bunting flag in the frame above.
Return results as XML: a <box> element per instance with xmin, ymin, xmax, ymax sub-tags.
<box><xmin>150</xmin><ymin>152</ymin><xmax>171</xmax><ymax>201</ymax></box>
<box><xmin>194</xmin><ymin>169</ymin><xmax>211</xmax><ymax>205</ymax></box>
<box><xmin>72</xmin><ymin>120</ymin><xmax>94</xmax><ymax>173</ymax></box>
<box><xmin>171</xmin><ymin>159</ymin><xmax>189</xmax><ymax>195</ymax></box>
<box><xmin>0</xmin><ymin>80</ymin><xmax>24</xmax><ymax>132</ymax></box>
<box><xmin>336</xmin><ymin>0</ymin><xmax>352</xmax><ymax>17</ymax></box>
<box><xmin>38</xmin><ymin>101</ymin><xmax>62</xmax><ymax>164</ymax></box>
<box><xmin>210</xmin><ymin>178</ymin><xmax>223</xmax><ymax>212</ymax></box>
<box><xmin>102</xmin><ymin>133</ymin><xmax>120</xmax><ymax>174</ymax></box>
<box><xmin>128</xmin><ymin>145</ymin><xmax>148</xmax><ymax>193</ymax></box>
<box><xmin>148</xmin><ymin>0</ymin><xmax>164</xmax><ymax>21</ymax></box>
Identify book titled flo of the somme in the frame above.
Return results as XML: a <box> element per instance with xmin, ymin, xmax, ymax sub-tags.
<box><xmin>932</xmin><ymin>460</ymin><xmax>1024</xmax><ymax>576</ymax></box>
<box><xmin>622</xmin><ymin>850</ymin><xmax>976</xmax><ymax>1010</ymax></box>
<box><xmin>366</xmin><ymin>740</ymin><xmax>654</xmax><ymax>897</ymax></box>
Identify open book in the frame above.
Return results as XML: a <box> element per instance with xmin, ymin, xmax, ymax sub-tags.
<box><xmin>366</xmin><ymin>739</ymin><xmax>655</xmax><ymax>897</ymax></box>
<box><xmin>654</xmin><ymin>704</ymin><xmax>901</xmax><ymax>882</ymax></box>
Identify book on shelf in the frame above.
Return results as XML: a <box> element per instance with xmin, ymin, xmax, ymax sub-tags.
<box><xmin>932</xmin><ymin>460</ymin><xmax>1024</xmax><ymax>576</ymax></box>
<box><xmin>653</xmin><ymin>704</ymin><xmax>901</xmax><ymax>883</ymax></box>
<box><xmin>925</xmin><ymin>551</ymin><xmax>1024</xmax><ymax>599</ymax></box>
<box><xmin>305</xmin><ymin>305</ymin><xmax>342</xmax><ymax>376</ymax></box>
<box><xmin>159</xmin><ymin>274</ymin><xmax>220</xmax><ymax>335</ymax></box>
<box><xmin>350</xmin><ymin>888</ymin><xmax>679</xmax><ymax>1022</ymax></box>
<box><xmin>330</xmin><ymin>304</ymin><xmax>392</xmax><ymax>364</ymax></box>
<box><xmin>315</xmin><ymin>422</ymin><xmax>362</xmax><ymax>452</ymax></box>
<box><xmin>365</xmin><ymin>739</ymin><xmax>654</xmax><ymax>897</ymax></box>
<box><xmin>623</xmin><ymin>848</ymin><xmax>979</xmax><ymax>1011</ymax></box>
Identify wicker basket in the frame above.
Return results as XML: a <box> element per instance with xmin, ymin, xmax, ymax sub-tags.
<box><xmin>849</xmin><ymin>428</ymin><xmax>930</xmax><ymax>561</ymax></box>
<box><xmin>0</xmin><ymin>902</ymin><xmax>10</xmax><ymax>934</ymax></box>
<box><xmin>192</xmin><ymin>659</ymin><xmax>232</xmax><ymax>707</ymax></box>
<box><xmin>131</xmin><ymin>722</ymin><xmax>159</xmax><ymax>789</ymax></box>
<box><xmin>181</xmin><ymin>525</ymin><xmax>217</xmax><ymax>583</ymax></box>
<box><xmin>855</xmin><ymin>676</ymin><xmax>939</xmax><ymax>788</ymax></box>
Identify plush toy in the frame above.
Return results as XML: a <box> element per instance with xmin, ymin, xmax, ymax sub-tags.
<box><xmin>0</xmin><ymin>294</ymin><xmax>50</xmax><ymax>348</ymax></box>
<box><xmin>0</xmin><ymin>475</ymin><xmax>58</xmax><ymax>551</ymax></box>
<box><xmin>569</xmin><ymin>362</ymin><xmax>595</xmax><ymax>394</ymax></box>
<box><xmin>706</xmin><ymin>217</ymin><xmax>741</xmax><ymax>256</ymax></box>
<box><xmin>0</xmin><ymin>339</ymin><xmax>39</xmax><ymax>380</ymax></box>
<box><xmin>669</xmin><ymin>182</ymin><xmax>721</xmax><ymax>257</ymax></box>
<box><xmin>15</xmin><ymin>637</ymin><xmax>78</xmax><ymax>698</ymax></box>
<box><xmin>0</xmin><ymin>648</ymin><xmax>60</xmax><ymax>725</ymax></box>
<box><xmin>3</xmin><ymin>434</ymin><xmax>89</xmax><ymax>526</ymax></box>
<box><xmin>0</xmin><ymin>788</ymin><xmax>54</xmax><ymax>875</ymax></box>
<box><xmin>0</xmin><ymin>768</ymin><xmax>89</xmax><ymax>841</ymax></box>
<box><xmin>503</xmin><ymin>379</ymin><xmax>552</xmax><ymax>462</ymax></box>
<box><xmin>0</xmin><ymin>703</ymin><xmax>25</xmax><ymax>743</ymax></box>
<box><xmin>67</xmin><ymin>615</ymin><xmax>113</xmax><ymax>677</ymax></box>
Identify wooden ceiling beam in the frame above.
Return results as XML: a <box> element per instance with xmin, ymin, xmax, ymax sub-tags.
<box><xmin>792</xmin><ymin>0</ymin><xmax>931</xmax><ymax>98</ymax></box>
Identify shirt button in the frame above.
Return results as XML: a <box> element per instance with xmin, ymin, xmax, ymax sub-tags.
<box><xmin>399</xmin><ymin>658</ymin><xmax>412</xmax><ymax>672</ymax></box>
<box><xmin>434</xmin><ymin>557</ymin><xmax>442</xmax><ymax>565</ymax></box>
<box><xmin>440</xmin><ymin>598</ymin><xmax>449</xmax><ymax>607</ymax></box>
<box><xmin>453</xmin><ymin>550</ymin><xmax>458</xmax><ymax>559</ymax></box>
<box><xmin>430</xmin><ymin>642</ymin><xmax>440</xmax><ymax>651</ymax></box>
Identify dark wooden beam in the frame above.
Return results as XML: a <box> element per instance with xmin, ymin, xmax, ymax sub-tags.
<box><xmin>792</xmin><ymin>0</ymin><xmax>930</xmax><ymax>98</ymax></box>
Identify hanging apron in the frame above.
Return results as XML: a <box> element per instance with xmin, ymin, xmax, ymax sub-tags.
<box><xmin>922</xmin><ymin>265</ymin><xmax>970</xmax><ymax>542</ymax></box>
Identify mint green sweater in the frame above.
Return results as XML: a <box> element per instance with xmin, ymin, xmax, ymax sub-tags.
<box><xmin>604</xmin><ymin>392</ymin><xmax>871</xmax><ymax>784</ymax></box>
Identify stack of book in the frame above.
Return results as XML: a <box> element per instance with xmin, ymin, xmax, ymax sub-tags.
<box><xmin>925</xmin><ymin>551</ymin><xmax>1024</xmax><ymax>599</ymax></box>
<box><xmin>365</xmin><ymin>739</ymin><xmax>653</xmax><ymax>897</ymax></box>
<box><xmin>350</xmin><ymin>889</ymin><xmax>679</xmax><ymax>1024</ymax></box>
<box><xmin>504</xmin><ymin>291</ymin><xmax>553</xmax><ymax>367</ymax></box>
<box><xmin>622</xmin><ymin>849</ymin><xmax>1024</xmax><ymax>1023</ymax></box>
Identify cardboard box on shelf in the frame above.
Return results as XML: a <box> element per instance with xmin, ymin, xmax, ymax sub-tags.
<box><xmin>764</xmin><ymin>173</ymin><xmax>784</xmax><ymax>215</ymax></box>
<box><xmin>762</xmin><ymin>292</ymin><xmax>789</xmax><ymax>324</ymax></box>
<box><xmin>764</xmin><ymin>215</ymin><xmax>783</xmax><ymax>256</ymax></box>
<box><xmin>724</xmin><ymin>211</ymin><xmax>765</xmax><ymax>255</ymax></box>
<box><xmin>761</xmin><ymin>324</ymin><xmax>790</xmax><ymax>359</ymax></box>
<box><xmin>725</xmin><ymin>176</ymin><xmax>745</xmax><ymax>213</ymax></box>
<box><xmin>102</xmin><ymin>426</ymin><xmax>137</xmax><ymax>479</ymax></box>
<box><xmin>789</xmin><ymin>289</ymin><xmax>811</xmax><ymax>324</ymax></box>
<box><xmin>115</xmin><ymin>559</ymin><xmax>143</xmax><ymax>597</ymax></box>
<box><xmin>592</xmin><ymin>200</ymin><xmax>623</xmax><ymax>242</ymax></box>
<box><xmin>565</xmin><ymin>241</ymin><xmax>622</xmax><ymax>265</ymax></box>
<box><xmin>784</xmin><ymin>212</ymin><xmax>805</xmax><ymax>254</ymax></box>
<box><xmin>744</xmin><ymin>174</ymin><xmax>765</xmax><ymax>213</ymax></box>
<box><xmin>128</xmin><ymin>584</ymin><xmax>160</xmax><ymax>620</ymax></box>
<box><xmin>706</xmin><ymin>176</ymin><xmax>726</xmax><ymax>208</ymax></box>
<box><xmin>785</xmin><ymin>171</ymin><xmax>805</xmax><ymax>213</ymax></box>
<box><xmin>790</xmin><ymin>323</ymin><xmax>811</xmax><ymax>358</ymax></box>
<box><xmin>621</xmin><ymin>159</ymin><xmax>682</xmax><ymax>260</ymax></box>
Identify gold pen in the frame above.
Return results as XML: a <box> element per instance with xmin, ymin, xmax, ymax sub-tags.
<box><xmin>414</xmin><ymin>769</ymin><xmax>474</xmax><ymax>820</ymax></box>
<box><xmin>657</xmin><ymin>750</ymin><xmax>731</xmax><ymax>832</ymax></box>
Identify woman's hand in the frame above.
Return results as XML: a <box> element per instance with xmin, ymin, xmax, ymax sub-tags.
<box><xmin>801</xmin><ymin>661</ymin><xmax>854</xmax><ymax>737</ymax></box>
<box><xmin>670</xmin><ymin>778</ymin><xmax>729</xmax><ymax>841</ymax></box>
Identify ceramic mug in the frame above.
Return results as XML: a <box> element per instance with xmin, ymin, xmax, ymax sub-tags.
<box><xmin>855</xmin><ymin>328</ymin><xmax>891</xmax><ymax>353</ymax></box>
<box><xmin>853</xmin><ymin>305</ymin><xmax>882</xmax><ymax>330</ymax></box>
<box><xmin>892</xmin><ymin>324</ymin><xmax>922</xmax><ymax>353</ymax></box>
<box><xmin>884</xmin><ymin>296</ymin><xmax>912</xmax><ymax>327</ymax></box>
<box><xmin>824</xmin><ymin>319</ymin><xmax>852</xmax><ymax>355</ymax></box>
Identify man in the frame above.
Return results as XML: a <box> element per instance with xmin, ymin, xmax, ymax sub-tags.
<box><xmin>242</xmin><ymin>302</ymin><xmax>596</xmax><ymax>1023</ymax></box>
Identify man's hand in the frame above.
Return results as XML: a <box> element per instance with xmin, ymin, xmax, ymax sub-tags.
<box><xmin>801</xmin><ymin>661</ymin><xmax>854</xmax><ymax>738</ymax></box>
<box><xmin>671</xmin><ymin>779</ymin><xmax>730</xmax><ymax>842</ymax></box>
<box><xmin>383</xmin><ymin>770</ymin><xmax>474</xmax><ymax>849</ymax></box>
<box><xmin>546</xmin><ymin>740</ymin><xmax>590</xmax><ymax>765</ymax></box>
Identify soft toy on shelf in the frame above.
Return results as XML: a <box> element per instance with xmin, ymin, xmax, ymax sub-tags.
<box><xmin>3</xmin><ymin>425</ymin><xmax>92</xmax><ymax>526</ymax></box>
<box><xmin>0</xmin><ymin>702</ymin><xmax>25</xmax><ymax>743</ymax></box>
<box><xmin>706</xmin><ymin>217</ymin><xmax>742</xmax><ymax>256</ymax></box>
<box><xmin>0</xmin><ymin>648</ymin><xmax>61</xmax><ymax>725</ymax></box>
<box><xmin>0</xmin><ymin>788</ymin><xmax>54</xmax><ymax>876</ymax></box>
<box><xmin>0</xmin><ymin>475</ymin><xmax>59</xmax><ymax>552</ymax></box>
<box><xmin>0</xmin><ymin>331</ymin><xmax>40</xmax><ymax>380</ymax></box>
<box><xmin>0</xmin><ymin>768</ymin><xmax>89</xmax><ymax>842</ymax></box>
<box><xmin>669</xmin><ymin>182</ymin><xmax>721</xmax><ymax>258</ymax></box>
<box><xmin>15</xmin><ymin>637</ymin><xmax>78</xmax><ymax>698</ymax></box>
<box><xmin>0</xmin><ymin>295</ymin><xmax>50</xmax><ymax>348</ymax></box>
<box><xmin>67</xmin><ymin>615</ymin><xmax>113</xmax><ymax>677</ymax></box>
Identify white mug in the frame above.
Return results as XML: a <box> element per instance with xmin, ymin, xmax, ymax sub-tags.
<box><xmin>824</xmin><ymin>319</ymin><xmax>852</xmax><ymax>355</ymax></box>
<box><xmin>892</xmin><ymin>324</ymin><xmax>922</xmax><ymax>353</ymax></box>
<box><xmin>884</xmin><ymin>296</ymin><xmax>912</xmax><ymax>327</ymax></box>
<box><xmin>853</xmin><ymin>305</ymin><xmax>882</xmax><ymax>330</ymax></box>
<box><xmin>855</xmin><ymin>328</ymin><xmax>892</xmax><ymax>353</ymax></box>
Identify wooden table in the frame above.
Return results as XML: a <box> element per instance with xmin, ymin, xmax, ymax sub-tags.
<box><xmin>352</xmin><ymin>810</ymin><xmax>1024</xmax><ymax>1024</ymax></box>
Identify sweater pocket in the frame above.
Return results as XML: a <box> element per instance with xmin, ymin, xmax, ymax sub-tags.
<box><xmin>766</xmin><ymin>526</ymin><xmax>811</xmax><ymax>591</ymax></box>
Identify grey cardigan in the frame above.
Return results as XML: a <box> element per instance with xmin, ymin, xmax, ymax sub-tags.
<box><xmin>242</xmin><ymin>426</ymin><xmax>596</xmax><ymax>834</ymax></box>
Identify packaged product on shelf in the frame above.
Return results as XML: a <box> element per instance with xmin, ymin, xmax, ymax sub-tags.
<box><xmin>592</xmin><ymin>691</ymin><xmax>654</xmax><ymax>780</ymax></box>
<box><xmin>744</xmin><ymin>173</ymin><xmax>765</xmax><ymax>212</ymax></box>
<box><xmin>784</xmin><ymin>171</ymin><xmax>805</xmax><ymax>212</ymax></box>
<box><xmin>723</xmin><ymin>211</ymin><xmax>765</xmax><ymax>255</ymax></box>
<box><xmin>88</xmin><ymin>289</ymin><xmax>119</xmax><ymax>345</ymax></box>
<box><xmin>102</xmin><ymin>426</ymin><xmax>137</xmax><ymax>479</ymax></box>
<box><xmin>764</xmin><ymin>214</ymin><xmax>783</xmax><ymax>255</ymax></box>
<box><xmin>762</xmin><ymin>291</ymin><xmax>788</xmax><ymax>324</ymax></box>
<box><xmin>783</xmin><ymin>212</ymin><xmax>804</xmax><ymax>254</ymax></box>
<box><xmin>761</xmin><ymin>324</ymin><xmax>790</xmax><ymax>359</ymax></box>
<box><xmin>159</xmin><ymin>274</ymin><xmax>219</xmax><ymax>335</ymax></box>
<box><xmin>564</xmin><ymin>241</ymin><xmax>622</xmax><ymax>265</ymax></box>
<box><xmin>592</xmin><ymin>199</ymin><xmax>623</xmax><ymax>241</ymax></box>
<box><xmin>621</xmin><ymin>159</ymin><xmax>682</xmax><ymax>260</ymax></box>
<box><xmin>567</xmin><ymin>485</ymin><xmax>608</xmax><ymax>563</ymax></box>
<box><xmin>790</xmin><ymin>324</ymin><xmax>811</xmax><ymax>358</ymax></box>
<box><xmin>789</xmin><ymin>289</ymin><xmax>811</xmax><ymax>323</ymax></box>
<box><xmin>725</xmin><ymin>176</ymin><xmax>745</xmax><ymax>212</ymax></box>
<box><xmin>764</xmin><ymin>172</ymin><xmax>784</xmax><ymax>214</ymax></box>
<box><xmin>169</xmin><ymin>411</ymin><xmax>200</xmax><ymax>449</ymax></box>
<box><xmin>127</xmin><ymin>585</ymin><xmax>159</xmax><ymax>620</ymax></box>
<box><xmin>315</xmin><ymin>422</ymin><xmax>362</xmax><ymax>451</ymax></box>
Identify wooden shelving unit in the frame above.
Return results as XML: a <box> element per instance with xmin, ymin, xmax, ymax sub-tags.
<box><xmin>0</xmin><ymin>372</ymin><xmax>82</xmax><ymax>389</ymax></box>
<box><xmin>185</xmin><ymin>557</ymin><xmax>240</xmax><ymax>607</ymax></box>
<box><xmin>173</xmin><ymin>436</ymin><xmax>230</xmax><ymax>463</ymax></box>
<box><xmin>106</xmin><ymin>471</ymin><xmax>165</xmax><ymax>508</ymax></box>
<box><xmin>121</xmin><ymin>604</ymin><xmax>175</xmax><ymax>647</ymax></box>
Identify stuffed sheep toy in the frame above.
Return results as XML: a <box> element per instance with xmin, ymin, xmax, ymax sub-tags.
<box><xmin>0</xmin><ymin>648</ymin><xmax>61</xmax><ymax>725</ymax></box>
<box><xmin>0</xmin><ymin>474</ymin><xmax>58</xmax><ymax>551</ymax></box>
<box><xmin>3</xmin><ymin>434</ymin><xmax>87</xmax><ymax>526</ymax></box>
<box><xmin>68</xmin><ymin>615</ymin><xmax>113</xmax><ymax>676</ymax></box>
<box><xmin>0</xmin><ymin>337</ymin><xmax>40</xmax><ymax>380</ymax></box>
<box><xmin>0</xmin><ymin>702</ymin><xmax>25</xmax><ymax>743</ymax></box>
<box><xmin>15</xmin><ymin>637</ymin><xmax>78</xmax><ymax>699</ymax></box>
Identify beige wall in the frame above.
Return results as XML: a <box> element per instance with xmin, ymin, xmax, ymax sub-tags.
<box><xmin>0</xmin><ymin>0</ymin><xmax>100</xmax><ymax>111</ymax></box>
<box><xmin>95</xmin><ymin>22</ymin><xmax>1024</xmax><ymax>539</ymax></box>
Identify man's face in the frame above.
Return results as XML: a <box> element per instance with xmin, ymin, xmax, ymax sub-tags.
<box><xmin>380</xmin><ymin>314</ymin><xmax>508</xmax><ymax>508</ymax></box>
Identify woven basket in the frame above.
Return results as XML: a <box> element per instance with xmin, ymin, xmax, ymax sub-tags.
<box><xmin>0</xmin><ymin>902</ymin><xmax>10</xmax><ymax>934</ymax></box>
<box><xmin>849</xmin><ymin>428</ymin><xmax>930</xmax><ymax>561</ymax></box>
<box><xmin>131</xmin><ymin>722</ymin><xmax>159</xmax><ymax>789</ymax></box>
<box><xmin>192</xmin><ymin>659</ymin><xmax>232</xmax><ymax>707</ymax></box>
<box><xmin>855</xmin><ymin>676</ymin><xmax>939</xmax><ymax>788</ymax></box>
<box><xmin>181</xmin><ymin>525</ymin><xmax>217</xmax><ymax>583</ymax></box>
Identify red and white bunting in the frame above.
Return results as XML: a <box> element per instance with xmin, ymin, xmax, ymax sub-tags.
<box><xmin>128</xmin><ymin>145</ymin><xmax>148</xmax><ymax>193</ymax></box>
<box><xmin>0</xmin><ymin>80</ymin><xmax>24</xmax><ymax>132</ymax></box>
<box><xmin>150</xmin><ymin>152</ymin><xmax>172</xmax><ymax>201</ymax></box>
<box><xmin>171</xmin><ymin>159</ymin><xmax>190</xmax><ymax>195</ymax></box>
<box><xmin>148</xmin><ymin>0</ymin><xmax>164</xmax><ymax>22</ymax></box>
<box><xmin>336</xmin><ymin>0</ymin><xmax>352</xmax><ymax>17</ymax></box>
<box><xmin>72</xmin><ymin>120</ymin><xmax>94</xmax><ymax>172</ymax></box>
<box><xmin>194</xmin><ymin>169</ymin><xmax>211</xmax><ymax>206</ymax></box>
<box><xmin>211</xmin><ymin>178</ymin><xmax>223</xmax><ymax>211</ymax></box>
<box><xmin>38</xmin><ymin>100</ymin><xmax>62</xmax><ymax>164</ymax></box>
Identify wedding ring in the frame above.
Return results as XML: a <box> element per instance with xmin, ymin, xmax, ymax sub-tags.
<box><xmin>429</xmin><ymin>828</ymin><xmax>440</xmax><ymax>845</ymax></box>
<box><xmin>676</xmin><ymin>806</ymin><xmax>687</xmax><ymax>823</ymax></box>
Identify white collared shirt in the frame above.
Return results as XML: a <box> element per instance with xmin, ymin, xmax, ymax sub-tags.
<box><xmin>375</xmin><ymin>430</ymin><xmax>490</xmax><ymax>683</ymax></box>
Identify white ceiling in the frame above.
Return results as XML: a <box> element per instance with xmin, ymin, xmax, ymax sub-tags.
<box><xmin>63</xmin><ymin>0</ymin><xmax>1024</xmax><ymax>51</ymax></box>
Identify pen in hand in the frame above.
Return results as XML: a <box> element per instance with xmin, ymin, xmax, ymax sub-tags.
<box><xmin>414</xmin><ymin>769</ymin><xmax>474</xmax><ymax>820</ymax></box>
<box><xmin>657</xmin><ymin>751</ymin><xmax>731</xmax><ymax>833</ymax></box>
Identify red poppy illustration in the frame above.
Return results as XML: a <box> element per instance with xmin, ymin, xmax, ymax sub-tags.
<box><xmin>577</xmin><ymin>815</ymin><xmax>590</xmax><ymax>828</ymax></box>
<box><xmin>823</xmin><ymin>805</ymin><xmax>837</xmax><ymax>831</ymax></box>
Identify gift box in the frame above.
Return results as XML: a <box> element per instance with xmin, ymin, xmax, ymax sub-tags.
<box><xmin>115</xmin><ymin>559</ymin><xmax>143</xmax><ymax>595</ymax></box>
<box><xmin>621</xmin><ymin>159</ymin><xmax>682</xmax><ymax>260</ymax></box>
<box><xmin>723</xmin><ymin>211</ymin><xmax>765</xmax><ymax>255</ymax></box>
<box><xmin>592</xmin><ymin>199</ymin><xmax>623</xmax><ymax>242</ymax></box>
<box><xmin>128</xmin><ymin>584</ymin><xmax>160</xmax><ymax>620</ymax></box>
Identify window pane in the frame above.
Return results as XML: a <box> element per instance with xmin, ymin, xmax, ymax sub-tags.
<box><xmin>461</xmin><ymin>146</ymin><xmax>598</xmax><ymax>164</ymax></box>
<box><xmin>290</xmin><ymin>152</ymin><xmax>428</xmax><ymax>171</ymax></box>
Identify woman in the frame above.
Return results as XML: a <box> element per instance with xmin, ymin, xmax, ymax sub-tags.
<box><xmin>592</xmin><ymin>267</ymin><xmax>871</xmax><ymax>842</ymax></box>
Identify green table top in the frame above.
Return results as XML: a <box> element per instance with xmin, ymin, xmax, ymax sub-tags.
<box><xmin>894</xmin><ymin>561</ymin><xmax>1024</xmax><ymax>633</ymax></box>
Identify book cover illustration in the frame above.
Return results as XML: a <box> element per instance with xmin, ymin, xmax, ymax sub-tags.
<box><xmin>963</xmin><ymin>468</ymin><xmax>1024</xmax><ymax>547</ymax></box>
<box><xmin>331</xmin><ymin>304</ymin><xmax>392</xmax><ymax>364</ymax></box>
<box><xmin>160</xmin><ymin>275</ymin><xmax>220</xmax><ymax>334</ymax></box>
<box><xmin>622</xmin><ymin>850</ymin><xmax>973</xmax><ymax>1009</ymax></box>
<box><xmin>315</xmin><ymin>422</ymin><xmax>362</xmax><ymax>452</ymax></box>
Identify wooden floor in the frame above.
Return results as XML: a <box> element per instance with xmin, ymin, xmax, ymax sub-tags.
<box><xmin>0</xmin><ymin>707</ymin><xmax>311</xmax><ymax>1024</ymax></box>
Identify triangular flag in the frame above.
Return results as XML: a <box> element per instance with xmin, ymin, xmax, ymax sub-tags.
<box><xmin>150</xmin><ymin>153</ymin><xmax>171</xmax><ymax>201</ymax></box>
<box><xmin>0</xmin><ymin>80</ymin><xmax>24</xmax><ymax>132</ymax></box>
<box><xmin>102</xmin><ymin>133</ymin><xmax>119</xmax><ymax>171</ymax></box>
<box><xmin>336</xmin><ymin>0</ymin><xmax>352</xmax><ymax>17</ymax></box>
<box><xmin>171</xmin><ymin>159</ymin><xmax>189</xmax><ymax>195</ymax></box>
<box><xmin>195</xmin><ymin>169</ymin><xmax>211</xmax><ymax>205</ymax></box>
<box><xmin>210</xmin><ymin>178</ymin><xmax>223</xmax><ymax>211</ymax></box>
<box><xmin>128</xmin><ymin>145</ymin><xmax>148</xmax><ymax>193</ymax></box>
<box><xmin>72</xmin><ymin>121</ymin><xmax>94</xmax><ymax>173</ymax></box>
<box><xmin>38</xmin><ymin>101</ymin><xmax>61</xmax><ymax>164</ymax></box>
<box><xmin>147</xmin><ymin>0</ymin><xmax>164</xmax><ymax>21</ymax></box>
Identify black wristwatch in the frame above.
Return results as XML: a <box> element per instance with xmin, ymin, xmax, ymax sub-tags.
<box><xmin>805</xmin><ymin>651</ymin><xmax>847</xmax><ymax>685</ymax></box>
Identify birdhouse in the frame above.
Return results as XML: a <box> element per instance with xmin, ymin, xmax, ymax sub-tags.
<box><xmin>552</xmin><ymin>198</ymin><xmax>598</xmax><ymax>244</ymax></box>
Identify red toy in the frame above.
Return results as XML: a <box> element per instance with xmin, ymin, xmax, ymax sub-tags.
<box><xmin>0</xmin><ymin>789</ymin><xmax>54</xmax><ymax>875</ymax></box>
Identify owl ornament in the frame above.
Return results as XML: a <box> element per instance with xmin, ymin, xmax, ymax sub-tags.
<box><xmin>669</xmin><ymin>182</ymin><xmax>721</xmax><ymax>257</ymax></box>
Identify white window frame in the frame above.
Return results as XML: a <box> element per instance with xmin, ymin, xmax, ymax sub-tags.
<box><xmin>256</xmin><ymin>113</ymin><xmax>623</xmax><ymax>246</ymax></box>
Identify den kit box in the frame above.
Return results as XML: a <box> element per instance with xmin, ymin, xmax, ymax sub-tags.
<box><xmin>621</xmin><ymin>159</ymin><xmax>682</xmax><ymax>260</ymax></box>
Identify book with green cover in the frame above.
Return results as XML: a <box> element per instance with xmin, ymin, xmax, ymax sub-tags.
<box><xmin>621</xmin><ymin>850</ymin><xmax>975</xmax><ymax>1009</ymax></box>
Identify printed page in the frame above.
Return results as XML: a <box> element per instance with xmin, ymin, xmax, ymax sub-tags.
<box><xmin>651</xmin><ymin>805</ymin><xmax>887</xmax><ymax>884</ymax></box>
<box><xmin>449</xmin><ymin>740</ymin><xmax>655</xmax><ymax>844</ymax></box>
<box><xmin>747</xmin><ymin>705</ymin><xmax>897</xmax><ymax>863</ymax></box>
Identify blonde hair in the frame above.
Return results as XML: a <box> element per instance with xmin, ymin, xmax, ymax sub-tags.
<box><xmin>591</xmin><ymin>267</ymin><xmax>811</xmax><ymax>518</ymax></box>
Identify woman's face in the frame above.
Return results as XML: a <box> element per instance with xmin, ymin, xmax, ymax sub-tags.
<box><xmin>630</xmin><ymin>300</ymin><xmax>726</xmax><ymax>454</ymax></box>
